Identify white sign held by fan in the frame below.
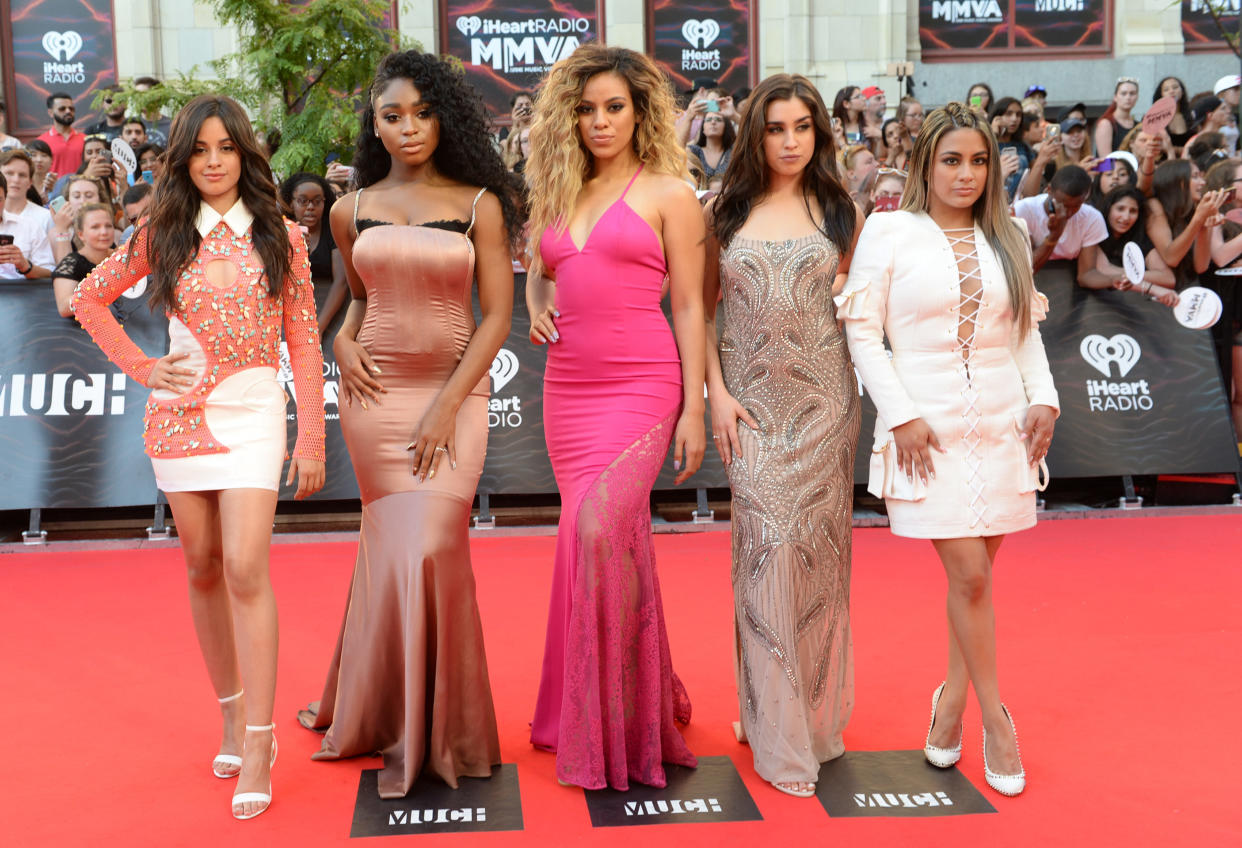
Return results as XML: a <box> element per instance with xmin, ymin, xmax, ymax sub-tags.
<box><xmin>1122</xmin><ymin>242</ymin><xmax>1145</xmax><ymax>287</ymax></box>
<box><xmin>1172</xmin><ymin>286</ymin><xmax>1222</xmax><ymax>330</ymax></box>
<box><xmin>111</xmin><ymin>137</ymin><xmax>137</xmax><ymax>175</ymax></box>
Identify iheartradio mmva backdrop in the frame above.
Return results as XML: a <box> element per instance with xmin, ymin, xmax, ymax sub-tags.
<box><xmin>2</xmin><ymin>0</ymin><xmax>117</xmax><ymax>134</ymax></box>
<box><xmin>647</xmin><ymin>0</ymin><xmax>753</xmax><ymax>96</ymax></box>
<box><xmin>440</xmin><ymin>0</ymin><xmax>602</xmax><ymax>120</ymax></box>
<box><xmin>918</xmin><ymin>0</ymin><xmax>1107</xmax><ymax>51</ymax></box>
<box><xmin>1181</xmin><ymin>0</ymin><xmax>1240</xmax><ymax>49</ymax></box>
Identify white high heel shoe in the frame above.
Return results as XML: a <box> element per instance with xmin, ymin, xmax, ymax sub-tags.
<box><xmin>212</xmin><ymin>690</ymin><xmax>243</xmax><ymax>779</ymax></box>
<box><xmin>923</xmin><ymin>682</ymin><xmax>963</xmax><ymax>768</ymax></box>
<box><xmin>982</xmin><ymin>704</ymin><xmax>1025</xmax><ymax>796</ymax></box>
<box><xmin>231</xmin><ymin>723</ymin><xmax>277</xmax><ymax>820</ymax></box>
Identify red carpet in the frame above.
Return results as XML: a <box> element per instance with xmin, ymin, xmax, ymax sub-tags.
<box><xmin>2</xmin><ymin>515</ymin><xmax>1239</xmax><ymax>846</ymax></box>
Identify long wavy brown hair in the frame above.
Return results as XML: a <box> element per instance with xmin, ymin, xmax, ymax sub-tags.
<box><xmin>712</xmin><ymin>74</ymin><xmax>856</xmax><ymax>252</ymax></box>
<box><xmin>131</xmin><ymin>94</ymin><xmax>290</xmax><ymax>312</ymax></box>
<box><xmin>901</xmin><ymin>101</ymin><xmax>1032</xmax><ymax>337</ymax></box>
<box><xmin>524</xmin><ymin>44</ymin><xmax>685</xmax><ymax>277</ymax></box>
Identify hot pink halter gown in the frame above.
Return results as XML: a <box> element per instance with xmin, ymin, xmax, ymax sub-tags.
<box><xmin>530</xmin><ymin>166</ymin><xmax>697</xmax><ymax>789</ymax></box>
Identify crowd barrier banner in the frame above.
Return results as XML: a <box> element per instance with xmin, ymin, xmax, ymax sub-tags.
<box><xmin>1034</xmin><ymin>262</ymin><xmax>1238</xmax><ymax>477</ymax></box>
<box><xmin>646</xmin><ymin>0</ymin><xmax>754</xmax><ymax>96</ymax></box>
<box><xmin>5</xmin><ymin>264</ymin><xmax>1237</xmax><ymax>513</ymax></box>
<box><xmin>439</xmin><ymin>0</ymin><xmax>602</xmax><ymax>119</ymax></box>
<box><xmin>2</xmin><ymin>0</ymin><xmax>117</xmax><ymax>135</ymax></box>
<box><xmin>0</xmin><ymin>279</ymin><xmax>165</xmax><ymax>509</ymax></box>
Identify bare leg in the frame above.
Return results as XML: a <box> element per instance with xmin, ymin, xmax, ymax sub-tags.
<box><xmin>928</xmin><ymin>536</ymin><xmax>1003</xmax><ymax>749</ymax></box>
<box><xmin>165</xmin><ymin>490</ymin><xmax>244</xmax><ymax>776</ymax></box>
<box><xmin>218</xmin><ymin>487</ymin><xmax>281</xmax><ymax>818</ymax></box>
<box><xmin>931</xmin><ymin>536</ymin><xmax>1020</xmax><ymax>775</ymax></box>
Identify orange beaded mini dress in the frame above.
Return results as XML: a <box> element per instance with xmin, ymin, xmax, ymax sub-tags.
<box><xmin>72</xmin><ymin>200</ymin><xmax>325</xmax><ymax>492</ymax></box>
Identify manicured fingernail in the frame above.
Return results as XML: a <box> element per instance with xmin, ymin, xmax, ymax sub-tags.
<box><xmin>429</xmin><ymin>470</ymin><xmax>436</xmax><ymax>479</ymax></box>
<box><xmin>552</xmin><ymin>332</ymin><xmax>559</xmax><ymax>342</ymax></box>
<box><xmin>361</xmin><ymin>400</ymin><xmax>368</xmax><ymax>410</ymax></box>
<box><xmin>554</xmin><ymin>309</ymin><xmax>561</xmax><ymax>317</ymax></box>
<box><xmin>406</xmin><ymin>443</ymin><xmax>415</xmax><ymax>451</ymax></box>
<box><xmin>930</xmin><ymin>471</ymin><xmax>936</xmax><ymax>479</ymax></box>
<box><xmin>674</xmin><ymin>460</ymin><xmax>681</xmax><ymax>471</ymax></box>
<box><xmin>451</xmin><ymin>460</ymin><xmax>457</xmax><ymax>470</ymax></box>
<box><xmin>373</xmin><ymin>366</ymin><xmax>382</xmax><ymax>373</ymax></box>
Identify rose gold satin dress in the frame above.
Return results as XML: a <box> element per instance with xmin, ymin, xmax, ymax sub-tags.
<box><xmin>304</xmin><ymin>188</ymin><xmax>500</xmax><ymax>798</ymax></box>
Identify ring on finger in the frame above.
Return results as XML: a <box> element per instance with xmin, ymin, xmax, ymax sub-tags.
<box><xmin>434</xmin><ymin>446</ymin><xmax>448</xmax><ymax>454</ymax></box>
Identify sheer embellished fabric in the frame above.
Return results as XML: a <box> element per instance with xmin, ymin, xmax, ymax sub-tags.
<box><xmin>719</xmin><ymin>233</ymin><xmax>860</xmax><ymax>784</ymax></box>
<box><xmin>555</xmin><ymin>410</ymin><xmax>696</xmax><ymax>790</ymax></box>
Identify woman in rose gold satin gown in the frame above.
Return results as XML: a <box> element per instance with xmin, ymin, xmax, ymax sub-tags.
<box><xmin>296</xmin><ymin>52</ymin><xmax>525</xmax><ymax>799</ymax></box>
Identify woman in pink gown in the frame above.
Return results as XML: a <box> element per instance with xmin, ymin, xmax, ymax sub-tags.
<box><xmin>523</xmin><ymin>44</ymin><xmax>707</xmax><ymax>790</ymax></box>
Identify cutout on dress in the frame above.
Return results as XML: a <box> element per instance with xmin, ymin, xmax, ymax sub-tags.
<box><xmin>204</xmin><ymin>258</ymin><xmax>240</xmax><ymax>290</ymax></box>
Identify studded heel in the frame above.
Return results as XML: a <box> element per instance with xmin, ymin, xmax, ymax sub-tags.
<box><xmin>982</xmin><ymin>704</ymin><xmax>1025</xmax><ymax>796</ymax></box>
<box><xmin>923</xmin><ymin>682</ymin><xmax>963</xmax><ymax>768</ymax></box>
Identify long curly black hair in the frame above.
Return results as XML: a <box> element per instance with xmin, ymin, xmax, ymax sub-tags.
<box><xmin>353</xmin><ymin>51</ymin><xmax>525</xmax><ymax>249</ymax></box>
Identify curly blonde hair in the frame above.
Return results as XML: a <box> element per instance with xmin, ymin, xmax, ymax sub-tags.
<box><xmin>525</xmin><ymin>44</ymin><xmax>685</xmax><ymax>276</ymax></box>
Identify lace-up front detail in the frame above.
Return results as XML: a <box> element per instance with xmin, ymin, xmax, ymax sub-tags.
<box><xmin>945</xmin><ymin>227</ymin><xmax>987</xmax><ymax>529</ymax></box>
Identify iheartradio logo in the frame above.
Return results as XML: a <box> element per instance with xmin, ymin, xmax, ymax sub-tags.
<box><xmin>1080</xmin><ymin>333</ymin><xmax>1140</xmax><ymax>378</ymax></box>
<box><xmin>456</xmin><ymin>16</ymin><xmax>482</xmax><ymax>38</ymax></box>
<box><xmin>489</xmin><ymin>349</ymin><xmax>518</xmax><ymax>392</ymax></box>
<box><xmin>42</xmin><ymin>30</ymin><xmax>83</xmax><ymax>62</ymax></box>
<box><xmin>681</xmin><ymin>19</ymin><xmax>720</xmax><ymax>49</ymax></box>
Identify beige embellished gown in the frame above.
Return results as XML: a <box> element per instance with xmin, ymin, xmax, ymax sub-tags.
<box><xmin>717</xmin><ymin>232</ymin><xmax>860</xmax><ymax>786</ymax></box>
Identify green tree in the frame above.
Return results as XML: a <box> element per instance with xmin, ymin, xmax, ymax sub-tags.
<box><xmin>94</xmin><ymin>0</ymin><xmax>417</xmax><ymax>175</ymax></box>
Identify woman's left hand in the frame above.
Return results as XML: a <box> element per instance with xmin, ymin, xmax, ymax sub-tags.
<box><xmin>1019</xmin><ymin>404</ymin><xmax>1057</xmax><ymax>466</ymax></box>
<box><xmin>408</xmin><ymin>400</ymin><xmax>457</xmax><ymax>482</ymax></box>
<box><xmin>286</xmin><ymin>457</ymin><xmax>325</xmax><ymax>499</ymax></box>
<box><xmin>672</xmin><ymin>409</ymin><xmax>705</xmax><ymax>485</ymax></box>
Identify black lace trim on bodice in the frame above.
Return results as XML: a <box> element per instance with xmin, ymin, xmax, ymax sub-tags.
<box><xmin>355</xmin><ymin>218</ymin><xmax>470</xmax><ymax>234</ymax></box>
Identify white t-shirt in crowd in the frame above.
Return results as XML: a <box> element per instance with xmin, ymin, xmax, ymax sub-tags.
<box><xmin>1013</xmin><ymin>193</ymin><xmax>1108</xmax><ymax>261</ymax></box>
<box><xmin>0</xmin><ymin>208</ymin><xmax>54</xmax><ymax>277</ymax></box>
<box><xmin>15</xmin><ymin>200</ymin><xmax>54</xmax><ymax>234</ymax></box>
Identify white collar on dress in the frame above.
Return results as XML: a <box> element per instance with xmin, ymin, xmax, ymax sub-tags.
<box><xmin>195</xmin><ymin>198</ymin><xmax>253</xmax><ymax>238</ymax></box>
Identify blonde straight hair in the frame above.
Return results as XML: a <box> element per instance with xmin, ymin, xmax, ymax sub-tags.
<box><xmin>901</xmin><ymin>101</ymin><xmax>1033</xmax><ymax>338</ymax></box>
<box><xmin>524</xmin><ymin>44</ymin><xmax>685</xmax><ymax>278</ymax></box>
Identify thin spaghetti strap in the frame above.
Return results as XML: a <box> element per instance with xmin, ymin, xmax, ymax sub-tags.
<box><xmin>619</xmin><ymin>164</ymin><xmax>644</xmax><ymax>201</ymax></box>
<box><xmin>466</xmin><ymin>187</ymin><xmax>488</xmax><ymax>237</ymax></box>
<box><xmin>352</xmin><ymin>188</ymin><xmax>363</xmax><ymax>237</ymax></box>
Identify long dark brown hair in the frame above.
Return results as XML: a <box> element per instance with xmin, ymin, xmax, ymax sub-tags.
<box><xmin>131</xmin><ymin>94</ymin><xmax>290</xmax><ymax>312</ymax></box>
<box><xmin>1151</xmin><ymin>159</ymin><xmax>1196</xmax><ymax>238</ymax></box>
<box><xmin>712</xmin><ymin>74</ymin><xmax>856</xmax><ymax>252</ymax></box>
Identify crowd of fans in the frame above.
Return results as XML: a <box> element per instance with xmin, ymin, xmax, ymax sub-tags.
<box><xmin>1</xmin><ymin>66</ymin><xmax>1240</xmax><ymax>433</ymax></box>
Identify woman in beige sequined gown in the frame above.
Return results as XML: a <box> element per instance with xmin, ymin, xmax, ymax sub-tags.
<box><xmin>296</xmin><ymin>52</ymin><xmax>524</xmax><ymax>798</ymax></box>
<box><xmin>704</xmin><ymin>75</ymin><xmax>864</xmax><ymax>797</ymax></box>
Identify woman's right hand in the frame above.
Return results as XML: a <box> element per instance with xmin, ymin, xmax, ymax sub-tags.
<box><xmin>333</xmin><ymin>334</ymin><xmax>384</xmax><ymax>408</ymax></box>
<box><xmin>51</xmin><ymin>201</ymin><xmax>76</xmax><ymax>232</ymax></box>
<box><xmin>892</xmin><ymin>417</ymin><xmax>945</xmax><ymax>484</ymax></box>
<box><xmin>1147</xmin><ymin>283</ymin><xmax>1179</xmax><ymax>307</ymax></box>
<box><xmin>529</xmin><ymin>304</ymin><xmax>559</xmax><ymax>345</ymax></box>
<box><xmin>146</xmin><ymin>351</ymin><xmax>197</xmax><ymax>393</ymax></box>
<box><xmin>1194</xmin><ymin>189</ymin><xmax>1228</xmax><ymax>225</ymax></box>
<box><xmin>708</xmin><ymin>386</ymin><xmax>758</xmax><ymax>466</ymax></box>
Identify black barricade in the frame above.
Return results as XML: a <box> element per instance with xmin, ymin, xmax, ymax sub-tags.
<box><xmin>4</xmin><ymin>263</ymin><xmax>1237</xmax><ymax>514</ymax></box>
<box><xmin>1034</xmin><ymin>262</ymin><xmax>1238</xmax><ymax>477</ymax></box>
<box><xmin>0</xmin><ymin>278</ymin><xmax>167</xmax><ymax>509</ymax></box>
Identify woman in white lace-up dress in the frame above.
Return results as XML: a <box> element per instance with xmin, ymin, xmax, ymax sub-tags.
<box><xmin>838</xmin><ymin>103</ymin><xmax>1058</xmax><ymax>798</ymax></box>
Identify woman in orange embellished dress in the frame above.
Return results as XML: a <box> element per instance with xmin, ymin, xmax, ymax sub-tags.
<box><xmin>72</xmin><ymin>94</ymin><xmax>325</xmax><ymax>821</ymax></box>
